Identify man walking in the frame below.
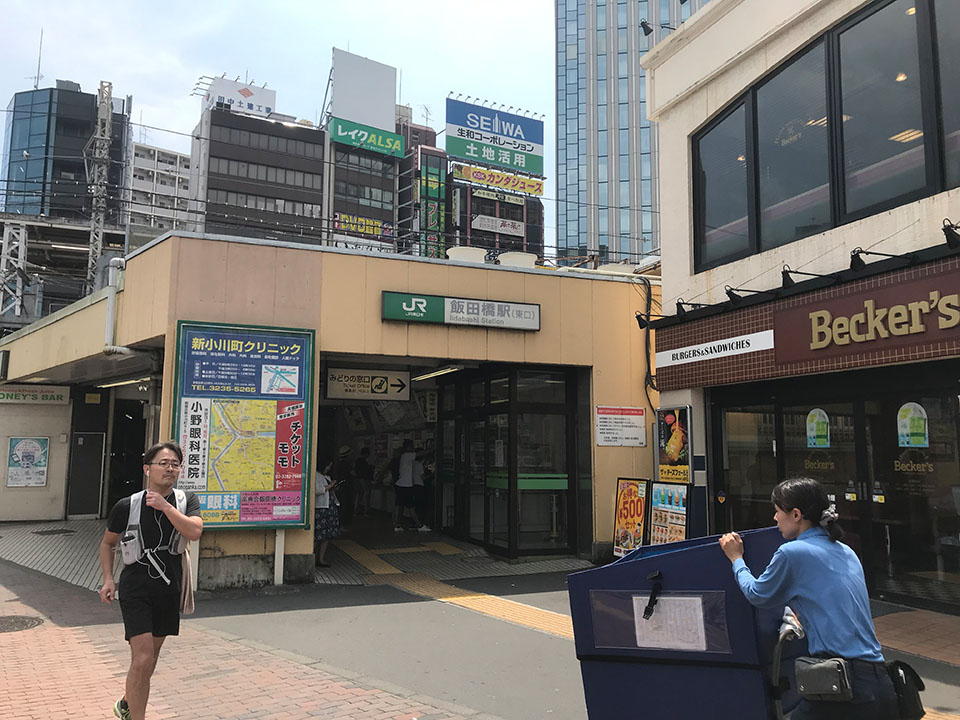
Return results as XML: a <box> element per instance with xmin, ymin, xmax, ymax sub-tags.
<box><xmin>98</xmin><ymin>441</ymin><xmax>203</xmax><ymax>720</ymax></box>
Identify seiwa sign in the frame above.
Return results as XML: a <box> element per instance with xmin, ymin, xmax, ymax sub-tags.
<box><xmin>445</xmin><ymin>98</ymin><xmax>544</xmax><ymax>175</ymax></box>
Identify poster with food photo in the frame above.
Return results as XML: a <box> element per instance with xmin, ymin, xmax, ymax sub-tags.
<box><xmin>656</xmin><ymin>406</ymin><xmax>691</xmax><ymax>484</ymax></box>
<box><xmin>613</xmin><ymin>478</ymin><xmax>650</xmax><ymax>557</ymax></box>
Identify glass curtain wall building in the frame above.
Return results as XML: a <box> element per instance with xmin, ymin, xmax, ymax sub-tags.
<box><xmin>555</xmin><ymin>0</ymin><xmax>710</xmax><ymax>263</ymax></box>
<box><xmin>2</xmin><ymin>85</ymin><xmax>129</xmax><ymax>221</ymax></box>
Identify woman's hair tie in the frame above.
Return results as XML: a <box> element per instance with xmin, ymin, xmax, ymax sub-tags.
<box><xmin>819</xmin><ymin>503</ymin><xmax>839</xmax><ymax>527</ymax></box>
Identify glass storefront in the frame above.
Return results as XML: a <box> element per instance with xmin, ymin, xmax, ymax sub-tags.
<box><xmin>438</xmin><ymin>366</ymin><xmax>582</xmax><ymax>557</ymax></box>
<box><xmin>712</xmin><ymin>360</ymin><xmax>960</xmax><ymax>613</ymax></box>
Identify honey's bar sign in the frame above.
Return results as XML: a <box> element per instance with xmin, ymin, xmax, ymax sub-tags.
<box><xmin>774</xmin><ymin>267</ymin><xmax>960</xmax><ymax>365</ymax></box>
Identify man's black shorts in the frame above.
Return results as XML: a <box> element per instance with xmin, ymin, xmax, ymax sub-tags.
<box><xmin>395</xmin><ymin>485</ymin><xmax>416</xmax><ymax>508</ymax></box>
<box><xmin>119</xmin><ymin>593</ymin><xmax>180</xmax><ymax>640</ymax></box>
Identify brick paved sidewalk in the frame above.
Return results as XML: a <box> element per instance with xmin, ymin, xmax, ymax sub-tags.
<box><xmin>0</xmin><ymin>560</ymin><xmax>502</xmax><ymax>720</ymax></box>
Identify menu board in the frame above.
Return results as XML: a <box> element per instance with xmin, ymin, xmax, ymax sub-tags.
<box><xmin>649</xmin><ymin>481</ymin><xmax>689</xmax><ymax>545</ymax></box>
<box><xmin>173</xmin><ymin>322</ymin><xmax>314</xmax><ymax>528</ymax></box>
<box><xmin>613</xmin><ymin>478</ymin><xmax>650</xmax><ymax>557</ymax></box>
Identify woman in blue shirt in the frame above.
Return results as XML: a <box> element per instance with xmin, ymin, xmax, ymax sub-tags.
<box><xmin>719</xmin><ymin>477</ymin><xmax>898</xmax><ymax>719</ymax></box>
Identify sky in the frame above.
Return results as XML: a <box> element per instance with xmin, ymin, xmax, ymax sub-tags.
<box><xmin>0</xmin><ymin>0</ymin><xmax>558</xmax><ymax>251</ymax></box>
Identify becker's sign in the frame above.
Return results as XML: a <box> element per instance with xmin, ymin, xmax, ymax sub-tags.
<box><xmin>775</xmin><ymin>269</ymin><xmax>960</xmax><ymax>363</ymax></box>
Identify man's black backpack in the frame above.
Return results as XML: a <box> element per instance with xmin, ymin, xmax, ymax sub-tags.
<box><xmin>390</xmin><ymin>454</ymin><xmax>402</xmax><ymax>484</ymax></box>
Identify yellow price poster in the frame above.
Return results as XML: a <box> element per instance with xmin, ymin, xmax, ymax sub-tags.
<box><xmin>656</xmin><ymin>406</ymin><xmax>691</xmax><ymax>484</ymax></box>
<box><xmin>613</xmin><ymin>478</ymin><xmax>649</xmax><ymax>558</ymax></box>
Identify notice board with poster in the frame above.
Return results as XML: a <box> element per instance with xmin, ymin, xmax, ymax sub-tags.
<box><xmin>613</xmin><ymin>478</ymin><xmax>650</xmax><ymax>557</ymax></box>
<box><xmin>649</xmin><ymin>481</ymin><xmax>689</xmax><ymax>545</ymax></box>
<box><xmin>656</xmin><ymin>406</ymin><xmax>691</xmax><ymax>484</ymax></box>
<box><xmin>172</xmin><ymin>322</ymin><xmax>314</xmax><ymax>529</ymax></box>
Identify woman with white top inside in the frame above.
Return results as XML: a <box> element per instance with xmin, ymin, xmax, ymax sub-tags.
<box><xmin>314</xmin><ymin>457</ymin><xmax>341</xmax><ymax>568</ymax></box>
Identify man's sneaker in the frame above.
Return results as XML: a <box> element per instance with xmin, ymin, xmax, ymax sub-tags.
<box><xmin>393</xmin><ymin>525</ymin><xmax>403</xmax><ymax>532</ymax></box>
<box><xmin>417</xmin><ymin>525</ymin><xmax>431</xmax><ymax>532</ymax></box>
<box><xmin>113</xmin><ymin>698</ymin><xmax>131</xmax><ymax>720</ymax></box>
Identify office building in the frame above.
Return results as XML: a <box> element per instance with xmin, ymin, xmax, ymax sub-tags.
<box><xmin>129</xmin><ymin>142</ymin><xmax>193</xmax><ymax>245</ymax></box>
<box><xmin>2</xmin><ymin>80</ymin><xmax>129</xmax><ymax>222</ymax></box>
<box><xmin>555</xmin><ymin>0</ymin><xmax>710</xmax><ymax>263</ymax></box>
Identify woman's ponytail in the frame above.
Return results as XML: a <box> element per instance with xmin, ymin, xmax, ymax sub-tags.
<box><xmin>771</xmin><ymin>477</ymin><xmax>845</xmax><ymax>542</ymax></box>
<box><xmin>819</xmin><ymin>503</ymin><xmax>844</xmax><ymax>542</ymax></box>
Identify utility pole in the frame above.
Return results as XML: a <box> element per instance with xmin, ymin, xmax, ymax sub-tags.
<box><xmin>84</xmin><ymin>80</ymin><xmax>113</xmax><ymax>294</ymax></box>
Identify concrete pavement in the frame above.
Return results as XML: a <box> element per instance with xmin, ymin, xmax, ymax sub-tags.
<box><xmin>2</xmin><ymin>515</ymin><xmax>960</xmax><ymax>719</ymax></box>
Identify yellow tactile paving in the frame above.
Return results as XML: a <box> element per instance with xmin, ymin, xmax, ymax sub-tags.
<box><xmin>371</xmin><ymin>572</ymin><xmax>574</xmax><ymax>639</ymax></box>
<box><xmin>331</xmin><ymin>539</ymin><xmax>402</xmax><ymax>575</ymax></box>
<box><xmin>419</xmin><ymin>541</ymin><xmax>463</xmax><ymax>555</ymax></box>
<box><xmin>376</xmin><ymin>546</ymin><xmax>433</xmax><ymax>554</ymax></box>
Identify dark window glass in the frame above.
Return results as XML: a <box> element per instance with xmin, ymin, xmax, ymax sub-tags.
<box><xmin>840</xmin><ymin>0</ymin><xmax>925</xmax><ymax>214</ymax></box>
<box><xmin>517</xmin><ymin>371</ymin><xmax>566</xmax><ymax>404</ymax></box>
<box><xmin>936</xmin><ymin>0</ymin><xmax>960</xmax><ymax>188</ymax></box>
<box><xmin>696</xmin><ymin>105</ymin><xmax>749</xmax><ymax>266</ymax></box>
<box><xmin>757</xmin><ymin>43</ymin><xmax>831</xmax><ymax>249</ymax></box>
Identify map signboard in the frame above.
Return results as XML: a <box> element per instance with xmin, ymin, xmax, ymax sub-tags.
<box><xmin>173</xmin><ymin>322</ymin><xmax>314</xmax><ymax>529</ymax></box>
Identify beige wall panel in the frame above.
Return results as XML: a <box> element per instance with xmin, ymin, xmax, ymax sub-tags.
<box><xmin>5</xmin><ymin>301</ymin><xmax>108</xmax><ymax>380</ymax></box>
<box><xmin>118</xmin><ymin>238</ymin><xmax>174</xmax><ymax>344</ymax></box>
<box><xmin>170</xmin><ymin>238</ymin><xmax>229</xmax><ymax>323</ymax></box>
<box><xmin>522</xmin><ymin>274</ymin><xmax>562</xmax><ymax>363</ymax></box>
<box><xmin>485</xmin><ymin>271</ymin><xmax>529</xmax><ymax>362</ymax></box>
<box><xmin>407</xmin><ymin>260</ymin><xmax>450</xmax><ymax>296</ymax></box>
<box><xmin>274</xmin><ymin>248</ymin><xmax>324</xmax><ymax>327</ymax></box>
<box><xmin>0</xmin><ymin>404</ymin><xmax>72</xmax><ymax>522</ymax></box>
<box><xmin>223</xmin><ymin>243</ymin><xmax>279</xmax><ymax>326</ymax></box>
<box><xmin>320</xmin><ymin>253</ymin><xmax>368</xmax><ymax>353</ymax></box>
<box><xmin>445</xmin><ymin>267</ymin><xmax>488</xmax><ymax>359</ymax></box>
<box><xmin>406</xmin><ymin>323</ymin><xmax>451</xmax><ymax>360</ymax></box>
<box><xmin>558</xmin><ymin>278</ymin><xmax>594</xmax><ymax>366</ymax></box>
<box><xmin>590</xmin><ymin>282</ymin><xmax>636</xmax><ymax>403</ymax></box>
<box><xmin>364</xmin><ymin>259</ymin><xmax>410</xmax><ymax>356</ymax></box>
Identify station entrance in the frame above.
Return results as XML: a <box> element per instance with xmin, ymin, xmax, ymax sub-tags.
<box><xmin>317</xmin><ymin>360</ymin><xmax>589</xmax><ymax>559</ymax></box>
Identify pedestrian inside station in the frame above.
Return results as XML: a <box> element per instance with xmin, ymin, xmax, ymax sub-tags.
<box><xmin>0</xmin><ymin>231</ymin><xmax>657</xmax><ymax>586</ymax></box>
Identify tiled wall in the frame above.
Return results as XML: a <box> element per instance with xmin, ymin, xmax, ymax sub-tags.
<box><xmin>657</xmin><ymin>257</ymin><xmax>960</xmax><ymax>390</ymax></box>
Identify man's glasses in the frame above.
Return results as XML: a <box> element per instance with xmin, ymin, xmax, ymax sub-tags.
<box><xmin>149</xmin><ymin>460</ymin><xmax>182</xmax><ymax>469</ymax></box>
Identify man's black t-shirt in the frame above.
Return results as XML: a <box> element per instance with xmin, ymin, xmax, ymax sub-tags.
<box><xmin>107</xmin><ymin>490</ymin><xmax>201</xmax><ymax>597</ymax></box>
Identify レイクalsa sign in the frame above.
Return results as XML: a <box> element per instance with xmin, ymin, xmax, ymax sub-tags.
<box><xmin>330</xmin><ymin>117</ymin><xmax>404</xmax><ymax>158</ymax></box>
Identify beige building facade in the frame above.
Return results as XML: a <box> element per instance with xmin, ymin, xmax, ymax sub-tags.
<box><xmin>642</xmin><ymin>0</ymin><xmax>960</xmax><ymax>611</ymax></box>
<box><xmin>0</xmin><ymin>232</ymin><xmax>659</xmax><ymax>586</ymax></box>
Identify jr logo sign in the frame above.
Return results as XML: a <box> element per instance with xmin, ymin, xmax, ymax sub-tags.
<box><xmin>402</xmin><ymin>297</ymin><xmax>428</xmax><ymax>315</ymax></box>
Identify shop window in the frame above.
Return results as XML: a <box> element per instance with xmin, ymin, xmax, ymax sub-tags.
<box><xmin>840</xmin><ymin>0</ymin><xmax>926</xmax><ymax>214</ymax></box>
<box><xmin>691</xmin><ymin>0</ymin><xmax>957</xmax><ymax>272</ymax></box>
<box><xmin>695</xmin><ymin>105</ymin><xmax>749</xmax><ymax>267</ymax></box>
<box><xmin>936</xmin><ymin>0</ymin><xmax>960</xmax><ymax>188</ymax></box>
<box><xmin>756</xmin><ymin>42</ymin><xmax>831</xmax><ymax>249</ymax></box>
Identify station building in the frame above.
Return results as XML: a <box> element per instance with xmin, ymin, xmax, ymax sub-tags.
<box><xmin>0</xmin><ymin>231</ymin><xmax>659</xmax><ymax>586</ymax></box>
<box><xmin>643</xmin><ymin>0</ymin><xmax>960</xmax><ymax>612</ymax></box>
